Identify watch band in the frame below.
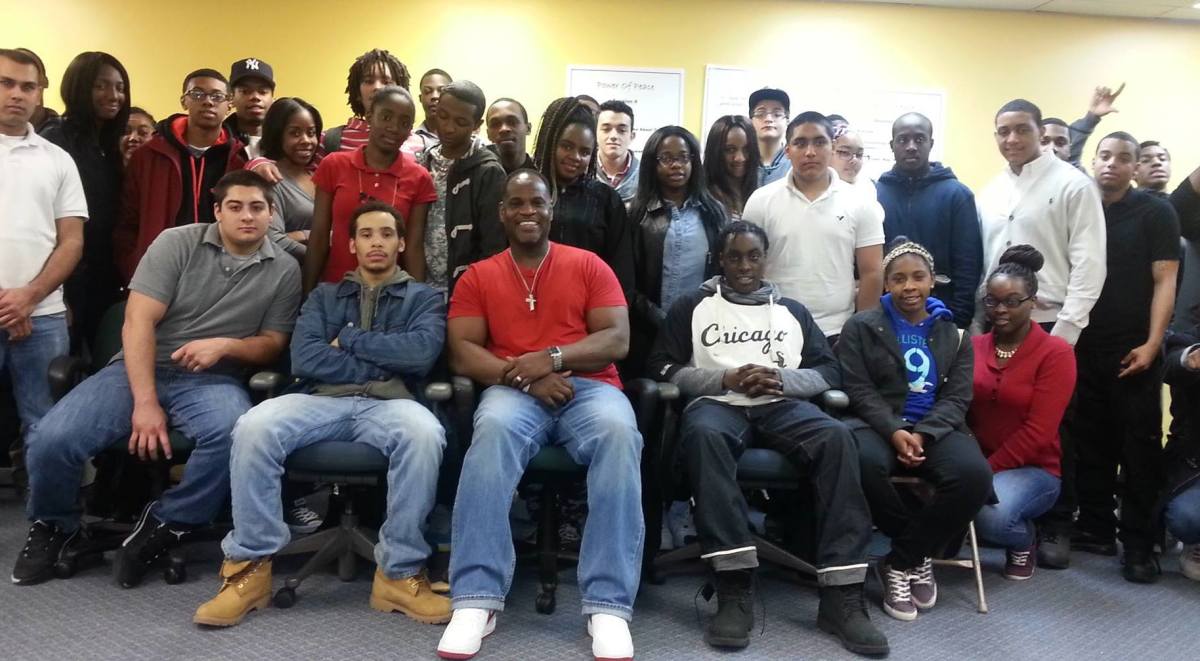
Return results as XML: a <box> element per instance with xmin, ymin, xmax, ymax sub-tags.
<box><xmin>548</xmin><ymin>346</ymin><xmax>564</xmax><ymax>372</ymax></box>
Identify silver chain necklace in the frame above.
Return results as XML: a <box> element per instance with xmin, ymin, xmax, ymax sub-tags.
<box><xmin>508</xmin><ymin>246</ymin><xmax>550</xmax><ymax>311</ymax></box>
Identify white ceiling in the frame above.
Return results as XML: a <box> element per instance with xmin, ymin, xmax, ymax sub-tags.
<box><xmin>829</xmin><ymin>0</ymin><xmax>1200</xmax><ymax>21</ymax></box>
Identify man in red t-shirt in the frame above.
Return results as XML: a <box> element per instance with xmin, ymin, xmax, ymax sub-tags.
<box><xmin>437</xmin><ymin>170</ymin><xmax>642</xmax><ymax>661</ymax></box>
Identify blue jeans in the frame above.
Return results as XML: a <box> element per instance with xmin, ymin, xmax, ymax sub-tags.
<box><xmin>24</xmin><ymin>360</ymin><xmax>251</xmax><ymax>530</ymax></box>
<box><xmin>1165</xmin><ymin>480</ymin><xmax>1200</xmax><ymax>545</ymax></box>
<box><xmin>450</xmin><ymin>378</ymin><xmax>644</xmax><ymax>620</ymax></box>
<box><xmin>974</xmin><ymin>467</ymin><xmax>1061</xmax><ymax>550</ymax></box>
<box><xmin>221</xmin><ymin>394</ymin><xmax>445</xmax><ymax>578</ymax></box>
<box><xmin>1</xmin><ymin>313</ymin><xmax>68</xmax><ymax>430</ymax></box>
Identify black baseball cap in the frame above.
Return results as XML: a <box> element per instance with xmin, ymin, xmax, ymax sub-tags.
<box><xmin>229</xmin><ymin>57</ymin><xmax>275</xmax><ymax>89</ymax></box>
<box><xmin>749</xmin><ymin>88</ymin><xmax>790</xmax><ymax>116</ymax></box>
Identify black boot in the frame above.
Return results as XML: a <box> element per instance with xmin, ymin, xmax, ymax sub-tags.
<box><xmin>704</xmin><ymin>569</ymin><xmax>754</xmax><ymax>649</ymax></box>
<box><xmin>1121</xmin><ymin>548</ymin><xmax>1161</xmax><ymax>584</ymax></box>
<box><xmin>817</xmin><ymin>583</ymin><xmax>889</xmax><ymax>657</ymax></box>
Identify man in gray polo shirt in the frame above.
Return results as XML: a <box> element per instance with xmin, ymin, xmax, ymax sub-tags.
<box><xmin>13</xmin><ymin>170</ymin><xmax>301</xmax><ymax>588</ymax></box>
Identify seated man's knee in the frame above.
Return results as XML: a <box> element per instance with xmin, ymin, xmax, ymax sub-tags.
<box><xmin>1166</xmin><ymin>494</ymin><xmax>1200</xmax><ymax>542</ymax></box>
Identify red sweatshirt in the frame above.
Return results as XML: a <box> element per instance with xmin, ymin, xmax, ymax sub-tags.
<box><xmin>968</xmin><ymin>322</ymin><xmax>1076</xmax><ymax>477</ymax></box>
<box><xmin>115</xmin><ymin>115</ymin><xmax>244</xmax><ymax>283</ymax></box>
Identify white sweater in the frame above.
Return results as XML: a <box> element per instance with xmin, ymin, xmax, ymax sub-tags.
<box><xmin>975</xmin><ymin>152</ymin><xmax>1106</xmax><ymax>345</ymax></box>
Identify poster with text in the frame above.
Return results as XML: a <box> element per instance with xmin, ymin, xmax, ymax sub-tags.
<box><xmin>567</xmin><ymin>65</ymin><xmax>685</xmax><ymax>154</ymax></box>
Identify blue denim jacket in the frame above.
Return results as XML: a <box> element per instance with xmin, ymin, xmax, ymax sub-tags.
<box><xmin>289</xmin><ymin>274</ymin><xmax>447</xmax><ymax>396</ymax></box>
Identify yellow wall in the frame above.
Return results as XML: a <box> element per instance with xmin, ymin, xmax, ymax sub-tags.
<box><xmin>12</xmin><ymin>0</ymin><xmax>1200</xmax><ymax>190</ymax></box>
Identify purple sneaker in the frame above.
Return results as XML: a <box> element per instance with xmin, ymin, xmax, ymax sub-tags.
<box><xmin>909</xmin><ymin>557</ymin><xmax>937</xmax><ymax>610</ymax></box>
<box><xmin>876</xmin><ymin>562</ymin><xmax>917</xmax><ymax>621</ymax></box>
<box><xmin>1005</xmin><ymin>544</ymin><xmax>1037</xmax><ymax>581</ymax></box>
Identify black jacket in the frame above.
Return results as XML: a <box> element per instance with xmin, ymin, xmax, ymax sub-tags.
<box><xmin>550</xmin><ymin>178</ymin><xmax>636</xmax><ymax>297</ymax></box>
<box><xmin>630</xmin><ymin>198</ymin><xmax>725</xmax><ymax>330</ymax></box>
<box><xmin>835</xmin><ymin>306</ymin><xmax>974</xmax><ymax>442</ymax></box>
<box><xmin>39</xmin><ymin>118</ymin><xmax>122</xmax><ymax>281</ymax></box>
<box><xmin>422</xmin><ymin>145</ymin><xmax>508</xmax><ymax>290</ymax></box>
<box><xmin>1163</xmin><ymin>329</ymin><xmax>1200</xmax><ymax>506</ymax></box>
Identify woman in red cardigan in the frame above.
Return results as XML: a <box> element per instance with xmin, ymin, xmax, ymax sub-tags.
<box><xmin>969</xmin><ymin>245</ymin><xmax>1076</xmax><ymax>580</ymax></box>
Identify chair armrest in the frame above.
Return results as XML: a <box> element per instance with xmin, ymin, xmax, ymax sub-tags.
<box><xmin>424</xmin><ymin>382</ymin><xmax>453</xmax><ymax>402</ymax></box>
<box><xmin>47</xmin><ymin>355</ymin><xmax>88</xmax><ymax>402</ymax></box>
<box><xmin>249</xmin><ymin>371</ymin><xmax>284</xmax><ymax>397</ymax></box>
<box><xmin>452</xmin><ymin>375</ymin><xmax>478</xmax><ymax>410</ymax></box>
<box><xmin>819</xmin><ymin>389</ymin><xmax>849</xmax><ymax>412</ymax></box>
<box><xmin>657</xmin><ymin>382</ymin><xmax>680</xmax><ymax>401</ymax></box>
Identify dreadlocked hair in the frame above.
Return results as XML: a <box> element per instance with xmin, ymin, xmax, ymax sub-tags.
<box><xmin>345</xmin><ymin>49</ymin><xmax>411</xmax><ymax>117</ymax></box>
<box><xmin>533</xmin><ymin>96</ymin><xmax>597</xmax><ymax>199</ymax></box>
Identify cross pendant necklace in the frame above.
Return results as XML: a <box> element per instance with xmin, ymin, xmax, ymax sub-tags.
<box><xmin>508</xmin><ymin>247</ymin><xmax>550</xmax><ymax>312</ymax></box>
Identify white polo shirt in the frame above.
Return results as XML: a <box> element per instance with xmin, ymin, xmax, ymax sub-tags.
<box><xmin>743</xmin><ymin>167</ymin><xmax>885</xmax><ymax>336</ymax></box>
<box><xmin>975</xmin><ymin>151</ymin><xmax>1106</xmax><ymax>345</ymax></box>
<box><xmin>0</xmin><ymin>123</ymin><xmax>88</xmax><ymax>317</ymax></box>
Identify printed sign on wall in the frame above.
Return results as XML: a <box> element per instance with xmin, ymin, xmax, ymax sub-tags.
<box><xmin>567</xmin><ymin>65</ymin><xmax>685</xmax><ymax>154</ymax></box>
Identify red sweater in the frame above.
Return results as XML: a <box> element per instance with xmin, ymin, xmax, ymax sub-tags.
<box><xmin>115</xmin><ymin>115</ymin><xmax>244</xmax><ymax>283</ymax></box>
<box><xmin>968</xmin><ymin>322</ymin><xmax>1076</xmax><ymax>477</ymax></box>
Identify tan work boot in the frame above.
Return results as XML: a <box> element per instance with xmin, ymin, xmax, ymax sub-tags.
<box><xmin>370</xmin><ymin>568</ymin><xmax>451</xmax><ymax>624</ymax></box>
<box><xmin>193</xmin><ymin>559</ymin><xmax>272</xmax><ymax>627</ymax></box>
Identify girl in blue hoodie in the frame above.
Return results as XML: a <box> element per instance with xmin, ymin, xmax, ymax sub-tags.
<box><xmin>835</xmin><ymin>236</ymin><xmax>992</xmax><ymax>622</ymax></box>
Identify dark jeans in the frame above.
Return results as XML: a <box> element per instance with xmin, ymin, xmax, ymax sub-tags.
<box><xmin>1038</xmin><ymin>321</ymin><xmax>1077</xmax><ymax>532</ymax></box>
<box><xmin>855</xmin><ymin>427</ymin><xmax>993</xmax><ymax>569</ymax></box>
<box><xmin>680</xmin><ymin>397</ymin><xmax>871</xmax><ymax>586</ymax></box>
<box><xmin>1071</xmin><ymin>348</ymin><xmax>1164</xmax><ymax>551</ymax></box>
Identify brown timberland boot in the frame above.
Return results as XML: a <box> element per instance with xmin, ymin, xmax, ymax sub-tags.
<box><xmin>369</xmin><ymin>568</ymin><xmax>451</xmax><ymax>624</ymax></box>
<box><xmin>193</xmin><ymin>559</ymin><xmax>272</xmax><ymax>627</ymax></box>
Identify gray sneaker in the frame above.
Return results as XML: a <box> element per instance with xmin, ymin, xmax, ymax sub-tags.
<box><xmin>877</xmin><ymin>562</ymin><xmax>917</xmax><ymax>621</ymax></box>
<box><xmin>909</xmin><ymin>557</ymin><xmax>937</xmax><ymax>610</ymax></box>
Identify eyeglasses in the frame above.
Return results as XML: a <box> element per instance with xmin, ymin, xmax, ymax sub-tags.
<box><xmin>834</xmin><ymin>149</ymin><xmax>865</xmax><ymax>161</ymax></box>
<box><xmin>982</xmin><ymin>295</ymin><xmax>1033</xmax><ymax>309</ymax></box>
<box><xmin>656</xmin><ymin>153</ymin><xmax>691</xmax><ymax>166</ymax></box>
<box><xmin>752</xmin><ymin>110</ymin><xmax>786</xmax><ymax>120</ymax></box>
<box><xmin>184</xmin><ymin>89</ymin><xmax>230</xmax><ymax>104</ymax></box>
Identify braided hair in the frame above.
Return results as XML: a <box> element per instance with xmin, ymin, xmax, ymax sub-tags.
<box><xmin>345</xmin><ymin>49</ymin><xmax>411</xmax><ymax>117</ymax></box>
<box><xmin>532</xmin><ymin>96</ymin><xmax>597</xmax><ymax>199</ymax></box>
<box><xmin>988</xmin><ymin>244</ymin><xmax>1043</xmax><ymax>296</ymax></box>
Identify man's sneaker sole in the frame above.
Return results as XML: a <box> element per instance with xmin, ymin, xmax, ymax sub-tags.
<box><xmin>1003</xmin><ymin>570</ymin><xmax>1034</xmax><ymax>581</ymax></box>
<box><xmin>192</xmin><ymin>594</ymin><xmax>270</xmax><ymax>627</ymax></box>
<box><xmin>881</xmin><ymin>600</ymin><xmax>918</xmax><ymax>621</ymax></box>
<box><xmin>286</xmin><ymin>522</ymin><xmax>321</xmax><ymax>535</ymax></box>
<box><xmin>816</xmin><ymin>616</ymin><xmax>890</xmax><ymax>657</ymax></box>
<box><xmin>370</xmin><ymin>594</ymin><xmax>452</xmax><ymax>624</ymax></box>
<box><xmin>11</xmin><ymin>570</ymin><xmax>52</xmax><ymax>586</ymax></box>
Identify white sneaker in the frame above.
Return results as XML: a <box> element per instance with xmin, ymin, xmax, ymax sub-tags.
<box><xmin>587</xmin><ymin>613</ymin><xmax>634</xmax><ymax>661</ymax></box>
<box><xmin>1181</xmin><ymin>543</ymin><xmax>1200</xmax><ymax>582</ymax></box>
<box><xmin>436</xmin><ymin>608</ymin><xmax>495</xmax><ymax>659</ymax></box>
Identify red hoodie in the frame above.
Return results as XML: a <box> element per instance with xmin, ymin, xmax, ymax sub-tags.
<box><xmin>114</xmin><ymin>114</ymin><xmax>245</xmax><ymax>283</ymax></box>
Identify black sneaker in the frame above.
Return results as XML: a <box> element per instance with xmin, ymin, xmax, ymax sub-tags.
<box><xmin>817</xmin><ymin>583</ymin><xmax>890</xmax><ymax>657</ymax></box>
<box><xmin>11</xmin><ymin>521</ymin><xmax>78</xmax><ymax>586</ymax></box>
<box><xmin>114</xmin><ymin>502</ymin><xmax>188</xmax><ymax>589</ymax></box>
<box><xmin>1036</xmin><ymin>528</ymin><xmax>1071</xmax><ymax>569</ymax></box>
<box><xmin>1121</xmin><ymin>549</ymin><xmax>1161</xmax><ymax>584</ymax></box>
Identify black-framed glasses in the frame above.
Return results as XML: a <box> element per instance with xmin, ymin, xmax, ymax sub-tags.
<box><xmin>834</xmin><ymin>149</ymin><xmax>865</xmax><ymax>161</ymax></box>
<box><xmin>656</xmin><ymin>153</ymin><xmax>691</xmax><ymax>166</ymax></box>
<box><xmin>982</xmin><ymin>294</ymin><xmax>1033</xmax><ymax>309</ymax></box>
<box><xmin>183</xmin><ymin>89</ymin><xmax>230</xmax><ymax>104</ymax></box>
<box><xmin>751</xmin><ymin>109</ymin><xmax>786</xmax><ymax>120</ymax></box>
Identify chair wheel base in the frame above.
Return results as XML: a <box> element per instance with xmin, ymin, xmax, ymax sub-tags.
<box><xmin>163</xmin><ymin>560</ymin><xmax>187</xmax><ymax>584</ymax></box>
<box><xmin>274</xmin><ymin>587</ymin><xmax>297</xmax><ymax>609</ymax></box>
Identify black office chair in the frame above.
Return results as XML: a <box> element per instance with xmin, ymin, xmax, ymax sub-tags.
<box><xmin>451</xmin><ymin>376</ymin><xmax>667</xmax><ymax>614</ymax></box>
<box><xmin>649</xmin><ymin>385</ymin><xmax>850</xmax><ymax>581</ymax></box>
<box><xmin>247</xmin><ymin>371</ymin><xmax>455</xmax><ymax>608</ymax></box>
<box><xmin>47</xmin><ymin>301</ymin><xmax>233</xmax><ymax>583</ymax></box>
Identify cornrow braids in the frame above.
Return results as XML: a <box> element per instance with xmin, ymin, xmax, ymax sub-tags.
<box><xmin>533</xmin><ymin>96</ymin><xmax>598</xmax><ymax>200</ymax></box>
<box><xmin>345</xmin><ymin>49</ymin><xmax>412</xmax><ymax>117</ymax></box>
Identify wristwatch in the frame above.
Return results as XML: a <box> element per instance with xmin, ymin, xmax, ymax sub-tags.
<box><xmin>548</xmin><ymin>346</ymin><xmax>564</xmax><ymax>372</ymax></box>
